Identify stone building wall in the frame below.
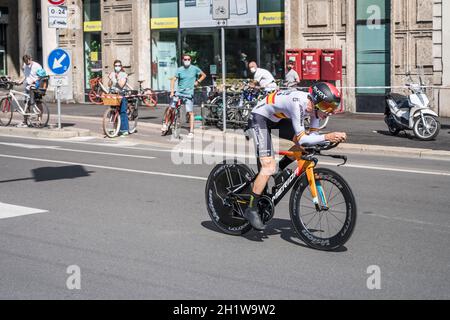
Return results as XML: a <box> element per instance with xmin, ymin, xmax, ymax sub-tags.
<box><xmin>285</xmin><ymin>0</ymin><xmax>356</xmax><ymax>112</ymax></box>
<box><xmin>286</xmin><ymin>0</ymin><xmax>449</xmax><ymax>115</ymax></box>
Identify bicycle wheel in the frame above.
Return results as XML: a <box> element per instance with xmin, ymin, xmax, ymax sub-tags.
<box><xmin>205</xmin><ymin>161</ymin><xmax>255</xmax><ymax>236</ymax></box>
<box><xmin>142</xmin><ymin>88</ymin><xmax>158</xmax><ymax>108</ymax></box>
<box><xmin>27</xmin><ymin>101</ymin><xmax>50</xmax><ymax>128</ymax></box>
<box><xmin>88</xmin><ymin>85</ymin><xmax>103</xmax><ymax>105</ymax></box>
<box><xmin>103</xmin><ymin>108</ymin><xmax>121</xmax><ymax>138</ymax></box>
<box><xmin>290</xmin><ymin>168</ymin><xmax>357</xmax><ymax>251</ymax></box>
<box><xmin>0</xmin><ymin>97</ymin><xmax>13</xmax><ymax>127</ymax></box>
<box><xmin>128</xmin><ymin>102</ymin><xmax>139</xmax><ymax>134</ymax></box>
<box><xmin>172</xmin><ymin>108</ymin><xmax>181</xmax><ymax>139</ymax></box>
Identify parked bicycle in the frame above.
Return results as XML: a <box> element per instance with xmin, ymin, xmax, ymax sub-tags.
<box><xmin>205</xmin><ymin>141</ymin><xmax>357</xmax><ymax>251</ymax></box>
<box><xmin>0</xmin><ymin>78</ymin><xmax>50</xmax><ymax>128</ymax></box>
<box><xmin>102</xmin><ymin>90</ymin><xmax>140</xmax><ymax>138</ymax></box>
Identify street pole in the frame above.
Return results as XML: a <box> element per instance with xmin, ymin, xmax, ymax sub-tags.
<box><xmin>56</xmin><ymin>27</ymin><xmax>62</xmax><ymax>130</ymax></box>
<box><xmin>221</xmin><ymin>25</ymin><xmax>226</xmax><ymax>132</ymax></box>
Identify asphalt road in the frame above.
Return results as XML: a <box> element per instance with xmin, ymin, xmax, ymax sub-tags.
<box><xmin>46</xmin><ymin>103</ymin><xmax>450</xmax><ymax>152</ymax></box>
<box><xmin>0</xmin><ymin>134</ymin><xmax>449</xmax><ymax>299</ymax></box>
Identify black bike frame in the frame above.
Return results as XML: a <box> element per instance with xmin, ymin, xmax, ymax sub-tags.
<box><xmin>229</xmin><ymin>169</ymin><xmax>302</xmax><ymax>208</ymax></box>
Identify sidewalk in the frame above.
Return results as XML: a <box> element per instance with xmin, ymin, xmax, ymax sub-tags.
<box><xmin>1</xmin><ymin>102</ymin><xmax>449</xmax><ymax>161</ymax></box>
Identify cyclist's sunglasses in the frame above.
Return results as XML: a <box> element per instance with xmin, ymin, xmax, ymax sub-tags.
<box><xmin>183</xmin><ymin>58</ymin><xmax>191</xmax><ymax>61</ymax></box>
<box><xmin>315</xmin><ymin>100</ymin><xmax>340</xmax><ymax>115</ymax></box>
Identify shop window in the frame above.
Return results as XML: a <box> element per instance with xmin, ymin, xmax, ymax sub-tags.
<box><xmin>84</xmin><ymin>0</ymin><xmax>101</xmax><ymax>21</ymax></box>
<box><xmin>181</xmin><ymin>29</ymin><xmax>221</xmax><ymax>86</ymax></box>
<box><xmin>355</xmin><ymin>0</ymin><xmax>391</xmax><ymax>112</ymax></box>
<box><xmin>83</xmin><ymin>0</ymin><xmax>102</xmax><ymax>92</ymax></box>
<box><xmin>260</xmin><ymin>27</ymin><xmax>285</xmax><ymax>79</ymax></box>
<box><xmin>225</xmin><ymin>28</ymin><xmax>257</xmax><ymax>79</ymax></box>
<box><xmin>151</xmin><ymin>30</ymin><xmax>179</xmax><ymax>91</ymax></box>
<box><xmin>151</xmin><ymin>0</ymin><xmax>178</xmax><ymax>18</ymax></box>
<box><xmin>356</xmin><ymin>0</ymin><xmax>391</xmax><ymax>95</ymax></box>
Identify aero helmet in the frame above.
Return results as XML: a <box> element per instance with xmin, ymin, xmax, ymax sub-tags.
<box><xmin>308</xmin><ymin>82</ymin><xmax>341</xmax><ymax>114</ymax></box>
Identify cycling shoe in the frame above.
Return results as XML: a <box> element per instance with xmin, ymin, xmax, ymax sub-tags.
<box><xmin>243</xmin><ymin>207</ymin><xmax>266</xmax><ymax>231</ymax></box>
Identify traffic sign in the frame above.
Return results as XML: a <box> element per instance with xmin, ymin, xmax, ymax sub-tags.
<box><xmin>48</xmin><ymin>0</ymin><xmax>65</xmax><ymax>5</ymax></box>
<box><xmin>48</xmin><ymin>5</ymin><xmax>68</xmax><ymax>29</ymax></box>
<box><xmin>212</xmin><ymin>0</ymin><xmax>230</xmax><ymax>20</ymax></box>
<box><xmin>50</xmin><ymin>75</ymin><xmax>69</xmax><ymax>87</ymax></box>
<box><xmin>48</xmin><ymin>48</ymin><xmax>71</xmax><ymax>75</ymax></box>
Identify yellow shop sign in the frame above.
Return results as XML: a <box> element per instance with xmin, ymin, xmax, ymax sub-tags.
<box><xmin>84</xmin><ymin>21</ymin><xmax>102</xmax><ymax>32</ymax></box>
<box><xmin>151</xmin><ymin>18</ymin><xmax>178</xmax><ymax>30</ymax></box>
<box><xmin>259</xmin><ymin>12</ymin><xmax>284</xmax><ymax>25</ymax></box>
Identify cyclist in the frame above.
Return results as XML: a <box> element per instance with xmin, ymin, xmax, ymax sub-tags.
<box><xmin>161</xmin><ymin>54</ymin><xmax>206</xmax><ymax>138</ymax></box>
<box><xmin>16</xmin><ymin>54</ymin><xmax>43</xmax><ymax>127</ymax></box>
<box><xmin>108</xmin><ymin>59</ymin><xmax>129</xmax><ymax>136</ymax></box>
<box><xmin>245</xmin><ymin>82</ymin><xmax>347</xmax><ymax>231</ymax></box>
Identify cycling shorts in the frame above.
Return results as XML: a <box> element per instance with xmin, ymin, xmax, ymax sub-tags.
<box><xmin>249</xmin><ymin>113</ymin><xmax>296</xmax><ymax>158</ymax></box>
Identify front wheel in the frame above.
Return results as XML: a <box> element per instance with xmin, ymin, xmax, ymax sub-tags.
<box><xmin>290</xmin><ymin>168</ymin><xmax>357</xmax><ymax>251</ymax></box>
<box><xmin>128</xmin><ymin>103</ymin><xmax>139</xmax><ymax>134</ymax></box>
<box><xmin>205</xmin><ymin>161</ymin><xmax>255</xmax><ymax>236</ymax></box>
<box><xmin>413</xmin><ymin>115</ymin><xmax>440</xmax><ymax>141</ymax></box>
<box><xmin>103</xmin><ymin>108</ymin><xmax>121</xmax><ymax>138</ymax></box>
<box><xmin>142</xmin><ymin>89</ymin><xmax>158</xmax><ymax>108</ymax></box>
<box><xmin>0</xmin><ymin>97</ymin><xmax>13</xmax><ymax>126</ymax></box>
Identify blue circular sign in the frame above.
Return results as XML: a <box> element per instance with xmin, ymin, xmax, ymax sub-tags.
<box><xmin>48</xmin><ymin>48</ymin><xmax>71</xmax><ymax>75</ymax></box>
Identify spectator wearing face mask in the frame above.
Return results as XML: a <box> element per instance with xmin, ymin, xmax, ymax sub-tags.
<box><xmin>284</xmin><ymin>60</ymin><xmax>300</xmax><ymax>88</ymax></box>
<box><xmin>108</xmin><ymin>60</ymin><xmax>130</xmax><ymax>136</ymax></box>
<box><xmin>161</xmin><ymin>54</ymin><xmax>206</xmax><ymax>138</ymax></box>
<box><xmin>248</xmin><ymin>61</ymin><xmax>278</xmax><ymax>93</ymax></box>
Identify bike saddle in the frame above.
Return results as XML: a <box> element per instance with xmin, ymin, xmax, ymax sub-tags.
<box><xmin>138</xmin><ymin>80</ymin><xmax>145</xmax><ymax>84</ymax></box>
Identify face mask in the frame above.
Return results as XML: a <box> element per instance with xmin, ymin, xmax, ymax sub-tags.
<box><xmin>250</xmin><ymin>67</ymin><xmax>257</xmax><ymax>74</ymax></box>
<box><xmin>184</xmin><ymin>61</ymin><xmax>191</xmax><ymax>67</ymax></box>
<box><xmin>115</xmin><ymin>67</ymin><xmax>121</xmax><ymax>72</ymax></box>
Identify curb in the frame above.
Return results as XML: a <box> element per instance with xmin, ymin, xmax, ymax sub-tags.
<box><xmin>0</xmin><ymin>126</ymin><xmax>92</xmax><ymax>139</ymax></box>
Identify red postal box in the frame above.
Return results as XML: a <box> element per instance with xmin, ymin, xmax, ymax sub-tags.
<box><xmin>285</xmin><ymin>49</ymin><xmax>302</xmax><ymax>78</ymax></box>
<box><xmin>301</xmin><ymin>49</ymin><xmax>322</xmax><ymax>80</ymax></box>
<box><xmin>321</xmin><ymin>49</ymin><xmax>343</xmax><ymax>81</ymax></box>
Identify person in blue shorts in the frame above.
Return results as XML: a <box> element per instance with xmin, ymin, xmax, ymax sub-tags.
<box><xmin>161</xmin><ymin>54</ymin><xmax>206</xmax><ymax>138</ymax></box>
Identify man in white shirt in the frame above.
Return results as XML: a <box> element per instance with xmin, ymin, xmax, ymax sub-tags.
<box><xmin>248</xmin><ymin>61</ymin><xmax>278</xmax><ymax>93</ymax></box>
<box><xmin>17</xmin><ymin>55</ymin><xmax>43</xmax><ymax>127</ymax></box>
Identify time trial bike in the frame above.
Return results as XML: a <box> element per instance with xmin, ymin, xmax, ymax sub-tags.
<box><xmin>205</xmin><ymin>142</ymin><xmax>357</xmax><ymax>251</ymax></box>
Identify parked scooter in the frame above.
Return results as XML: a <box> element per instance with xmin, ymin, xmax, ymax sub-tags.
<box><xmin>384</xmin><ymin>71</ymin><xmax>440</xmax><ymax>141</ymax></box>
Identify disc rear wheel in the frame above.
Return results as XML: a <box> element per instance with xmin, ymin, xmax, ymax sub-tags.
<box><xmin>205</xmin><ymin>161</ymin><xmax>255</xmax><ymax>236</ymax></box>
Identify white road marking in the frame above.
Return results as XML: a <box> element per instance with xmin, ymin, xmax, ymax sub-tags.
<box><xmin>0</xmin><ymin>202</ymin><xmax>48</xmax><ymax>220</ymax></box>
<box><xmin>0</xmin><ymin>154</ymin><xmax>207</xmax><ymax>181</ymax></box>
<box><xmin>0</xmin><ymin>142</ymin><xmax>60</xmax><ymax>149</ymax></box>
<box><xmin>320</xmin><ymin>161</ymin><xmax>450</xmax><ymax>177</ymax></box>
<box><xmin>1</xmin><ymin>136</ymin><xmax>450</xmax><ymax>177</ymax></box>
<box><xmin>0</xmin><ymin>142</ymin><xmax>156</xmax><ymax>160</ymax></box>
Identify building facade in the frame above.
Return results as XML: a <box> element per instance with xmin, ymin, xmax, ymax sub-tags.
<box><xmin>286</xmin><ymin>0</ymin><xmax>450</xmax><ymax>115</ymax></box>
<box><xmin>0</xmin><ymin>0</ymin><xmax>449</xmax><ymax>115</ymax></box>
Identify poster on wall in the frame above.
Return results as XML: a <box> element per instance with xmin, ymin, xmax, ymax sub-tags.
<box><xmin>180</xmin><ymin>0</ymin><xmax>257</xmax><ymax>28</ymax></box>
